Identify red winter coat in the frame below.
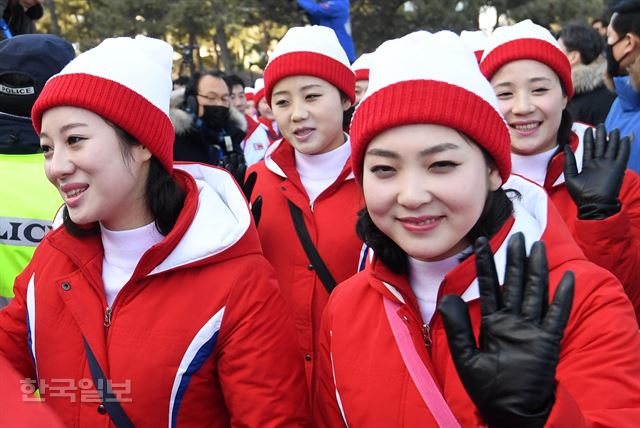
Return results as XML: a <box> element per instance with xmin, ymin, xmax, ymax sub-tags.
<box><xmin>248</xmin><ymin>139</ymin><xmax>364</xmax><ymax>388</ymax></box>
<box><xmin>0</xmin><ymin>355</ymin><xmax>64</xmax><ymax>427</ymax></box>
<box><xmin>0</xmin><ymin>164</ymin><xmax>310</xmax><ymax>427</ymax></box>
<box><xmin>538</xmin><ymin>122</ymin><xmax>640</xmax><ymax>322</ymax></box>
<box><xmin>315</xmin><ymin>175</ymin><xmax>640</xmax><ymax>427</ymax></box>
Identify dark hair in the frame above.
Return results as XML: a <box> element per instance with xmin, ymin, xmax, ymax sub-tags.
<box><xmin>355</xmin><ymin>148</ymin><xmax>515</xmax><ymax>274</ymax></box>
<box><xmin>185</xmin><ymin>69</ymin><xmax>229</xmax><ymax>100</ymax></box>
<box><xmin>340</xmin><ymin>91</ymin><xmax>354</xmax><ymax>132</ymax></box>
<box><xmin>611</xmin><ymin>1</ymin><xmax>640</xmax><ymax>37</ymax></box>
<box><xmin>592</xmin><ymin>18</ymin><xmax>608</xmax><ymax>27</ymax></box>
<box><xmin>224</xmin><ymin>74</ymin><xmax>246</xmax><ymax>90</ymax></box>
<box><xmin>559</xmin><ymin>21</ymin><xmax>605</xmax><ymax>65</ymax></box>
<box><xmin>63</xmin><ymin>122</ymin><xmax>185</xmax><ymax>237</ymax></box>
<box><xmin>173</xmin><ymin>76</ymin><xmax>190</xmax><ymax>87</ymax></box>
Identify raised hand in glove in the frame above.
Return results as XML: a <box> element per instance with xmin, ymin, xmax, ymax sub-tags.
<box><xmin>219</xmin><ymin>153</ymin><xmax>262</xmax><ymax>226</ymax></box>
<box><xmin>438</xmin><ymin>233</ymin><xmax>574</xmax><ymax>428</ymax></box>
<box><xmin>564</xmin><ymin>124</ymin><xmax>630</xmax><ymax>220</ymax></box>
<box><xmin>219</xmin><ymin>153</ymin><xmax>247</xmax><ymax>186</ymax></box>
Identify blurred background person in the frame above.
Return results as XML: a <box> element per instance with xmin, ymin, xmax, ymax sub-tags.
<box><xmin>1</xmin><ymin>0</ymin><xmax>43</xmax><ymax>37</ymax></box>
<box><xmin>225</xmin><ymin>73</ymin><xmax>272</xmax><ymax>164</ymax></box>
<box><xmin>253</xmin><ymin>77</ymin><xmax>279</xmax><ymax>140</ymax></box>
<box><xmin>592</xmin><ymin>18</ymin><xmax>609</xmax><ymax>38</ymax></box>
<box><xmin>604</xmin><ymin>0</ymin><xmax>640</xmax><ymax>173</ymax></box>
<box><xmin>559</xmin><ymin>21</ymin><xmax>616</xmax><ymax>125</ymax></box>
<box><xmin>171</xmin><ymin>70</ymin><xmax>246</xmax><ymax>166</ymax></box>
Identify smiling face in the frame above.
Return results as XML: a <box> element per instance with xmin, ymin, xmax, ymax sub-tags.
<box><xmin>40</xmin><ymin>106</ymin><xmax>153</xmax><ymax>231</ymax></box>
<box><xmin>490</xmin><ymin>59</ymin><xmax>568</xmax><ymax>155</ymax></box>
<box><xmin>270</xmin><ymin>75</ymin><xmax>351</xmax><ymax>155</ymax></box>
<box><xmin>363</xmin><ymin>124</ymin><xmax>501</xmax><ymax>262</ymax></box>
<box><xmin>229</xmin><ymin>83</ymin><xmax>248</xmax><ymax>113</ymax></box>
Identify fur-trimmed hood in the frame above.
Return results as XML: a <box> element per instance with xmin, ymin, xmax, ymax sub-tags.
<box><xmin>169</xmin><ymin>87</ymin><xmax>248</xmax><ymax>136</ymax></box>
<box><xmin>572</xmin><ymin>56</ymin><xmax>608</xmax><ymax>95</ymax></box>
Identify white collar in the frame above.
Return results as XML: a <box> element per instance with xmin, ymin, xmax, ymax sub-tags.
<box><xmin>100</xmin><ymin>221</ymin><xmax>164</xmax><ymax>269</ymax></box>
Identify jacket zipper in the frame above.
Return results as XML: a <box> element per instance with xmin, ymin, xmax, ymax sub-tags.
<box><xmin>104</xmin><ymin>306</ymin><xmax>112</xmax><ymax>328</ymax></box>
<box><xmin>422</xmin><ymin>323</ymin><xmax>432</xmax><ymax>349</ymax></box>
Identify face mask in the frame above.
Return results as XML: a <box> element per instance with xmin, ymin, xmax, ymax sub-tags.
<box><xmin>606</xmin><ymin>35</ymin><xmax>629</xmax><ymax>77</ymax></box>
<box><xmin>201</xmin><ymin>105</ymin><xmax>230</xmax><ymax>130</ymax></box>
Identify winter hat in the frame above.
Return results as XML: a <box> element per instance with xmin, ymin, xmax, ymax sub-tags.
<box><xmin>480</xmin><ymin>20</ymin><xmax>574</xmax><ymax>98</ymax></box>
<box><xmin>253</xmin><ymin>78</ymin><xmax>265</xmax><ymax>106</ymax></box>
<box><xmin>263</xmin><ymin>25</ymin><xmax>355</xmax><ymax>106</ymax></box>
<box><xmin>460</xmin><ymin>30</ymin><xmax>487</xmax><ymax>63</ymax></box>
<box><xmin>350</xmin><ymin>30</ymin><xmax>511</xmax><ymax>184</ymax></box>
<box><xmin>0</xmin><ymin>34</ymin><xmax>75</xmax><ymax>117</ymax></box>
<box><xmin>245</xmin><ymin>86</ymin><xmax>255</xmax><ymax>102</ymax></box>
<box><xmin>32</xmin><ymin>35</ymin><xmax>175</xmax><ymax>172</ymax></box>
<box><xmin>352</xmin><ymin>52</ymin><xmax>374</xmax><ymax>81</ymax></box>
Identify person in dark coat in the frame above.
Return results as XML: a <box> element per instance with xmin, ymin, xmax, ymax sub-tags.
<box><xmin>558</xmin><ymin>21</ymin><xmax>616</xmax><ymax>125</ymax></box>
<box><xmin>171</xmin><ymin>70</ymin><xmax>246</xmax><ymax>166</ymax></box>
<box><xmin>1</xmin><ymin>0</ymin><xmax>43</xmax><ymax>37</ymax></box>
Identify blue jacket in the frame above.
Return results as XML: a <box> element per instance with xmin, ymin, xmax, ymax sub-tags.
<box><xmin>605</xmin><ymin>76</ymin><xmax>640</xmax><ymax>174</ymax></box>
<box><xmin>297</xmin><ymin>0</ymin><xmax>355</xmax><ymax>62</ymax></box>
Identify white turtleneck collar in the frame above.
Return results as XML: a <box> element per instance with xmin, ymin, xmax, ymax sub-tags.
<box><xmin>100</xmin><ymin>221</ymin><xmax>165</xmax><ymax>306</ymax></box>
<box><xmin>408</xmin><ymin>248</ymin><xmax>470</xmax><ymax>324</ymax></box>
<box><xmin>294</xmin><ymin>136</ymin><xmax>351</xmax><ymax>203</ymax></box>
<box><xmin>510</xmin><ymin>145</ymin><xmax>558</xmax><ymax>187</ymax></box>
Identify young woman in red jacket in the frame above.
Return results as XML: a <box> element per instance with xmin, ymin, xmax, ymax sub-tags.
<box><xmin>0</xmin><ymin>36</ymin><xmax>309</xmax><ymax>426</ymax></box>
<box><xmin>314</xmin><ymin>30</ymin><xmax>640</xmax><ymax>427</ymax></box>
<box><xmin>247</xmin><ymin>25</ymin><xmax>364</xmax><ymax>389</ymax></box>
<box><xmin>480</xmin><ymin>19</ymin><xmax>640</xmax><ymax>322</ymax></box>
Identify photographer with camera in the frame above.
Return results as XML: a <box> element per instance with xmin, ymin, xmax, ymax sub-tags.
<box><xmin>171</xmin><ymin>70</ymin><xmax>247</xmax><ymax>167</ymax></box>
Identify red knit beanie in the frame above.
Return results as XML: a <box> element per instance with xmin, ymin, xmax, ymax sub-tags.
<box><xmin>32</xmin><ymin>36</ymin><xmax>175</xmax><ymax>172</ymax></box>
<box><xmin>263</xmin><ymin>26</ymin><xmax>355</xmax><ymax>106</ymax></box>
<box><xmin>480</xmin><ymin>20</ymin><xmax>574</xmax><ymax>99</ymax></box>
<box><xmin>350</xmin><ymin>31</ymin><xmax>512</xmax><ymax>185</ymax></box>
<box><xmin>253</xmin><ymin>78</ymin><xmax>265</xmax><ymax>107</ymax></box>
<box><xmin>352</xmin><ymin>52</ymin><xmax>374</xmax><ymax>81</ymax></box>
<box><xmin>460</xmin><ymin>30</ymin><xmax>487</xmax><ymax>63</ymax></box>
<box><xmin>245</xmin><ymin>86</ymin><xmax>255</xmax><ymax>102</ymax></box>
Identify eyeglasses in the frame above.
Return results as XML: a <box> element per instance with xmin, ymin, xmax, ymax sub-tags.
<box><xmin>197</xmin><ymin>92</ymin><xmax>230</xmax><ymax>104</ymax></box>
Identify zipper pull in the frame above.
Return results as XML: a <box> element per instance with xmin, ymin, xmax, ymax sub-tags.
<box><xmin>104</xmin><ymin>306</ymin><xmax>112</xmax><ymax>328</ymax></box>
<box><xmin>422</xmin><ymin>323</ymin><xmax>432</xmax><ymax>348</ymax></box>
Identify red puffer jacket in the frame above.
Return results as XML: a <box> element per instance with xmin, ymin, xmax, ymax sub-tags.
<box><xmin>0</xmin><ymin>164</ymin><xmax>310</xmax><ymax>427</ymax></box>
<box><xmin>248</xmin><ymin>139</ymin><xmax>364</xmax><ymax>389</ymax></box>
<box><xmin>541</xmin><ymin>122</ymin><xmax>640</xmax><ymax>322</ymax></box>
<box><xmin>315</xmin><ymin>175</ymin><xmax>640</xmax><ymax>427</ymax></box>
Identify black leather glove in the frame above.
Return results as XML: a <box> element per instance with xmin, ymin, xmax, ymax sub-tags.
<box><xmin>243</xmin><ymin>171</ymin><xmax>262</xmax><ymax>227</ymax></box>
<box><xmin>219</xmin><ymin>153</ymin><xmax>247</xmax><ymax>186</ymax></box>
<box><xmin>438</xmin><ymin>233</ymin><xmax>574</xmax><ymax>428</ymax></box>
<box><xmin>218</xmin><ymin>154</ymin><xmax>262</xmax><ymax>226</ymax></box>
<box><xmin>564</xmin><ymin>124</ymin><xmax>630</xmax><ymax>220</ymax></box>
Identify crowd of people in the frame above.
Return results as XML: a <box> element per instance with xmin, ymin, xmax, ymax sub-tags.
<box><xmin>1</xmin><ymin>0</ymin><xmax>640</xmax><ymax>426</ymax></box>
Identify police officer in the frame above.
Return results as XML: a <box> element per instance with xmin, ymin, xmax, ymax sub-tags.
<box><xmin>0</xmin><ymin>34</ymin><xmax>74</xmax><ymax>308</ymax></box>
